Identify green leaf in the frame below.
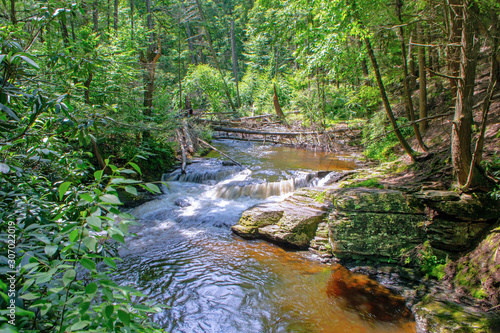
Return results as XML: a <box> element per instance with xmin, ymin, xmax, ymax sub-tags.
<box><xmin>15</xmin><ymin>307</ymin><xmax>35</xmax><ymax>318</ymax></box>
<box><xmin>0</xmin><ymin>103</ymin><xmax>20</xmax><ymax>121</ymax></box>
<box><xmin>103</xmin><ymin>257</ymin><xmax>117</xmax><ymax>269</ymax></box>
<box><xmin>69</xmin><ymin>229</ymin><xmax>79</xmax><ymax>242</ymax></box>
<box><xmin>58</xmin><ymin>181</ymin><xmax>72</xmax><ymax>201</ymax></box>
<box><xmin>94</xmin><ymin>170</ymin><xmax>103</xmax><ymax>181</ymax></box>
<box><xmin>79</xmin><ymin>301</ymin><xmax>90</xmax><ymax>314</ymax></box>
<box><xmin>86</xmin><ymin>216</ymin><xmax>101</xmax><ymax>229</ymax></box>
<box><xmin>125</xmin><ymin>186</ymin><xmax>137</xmax><ymax>196</ymax></box>
<box><xmin>19</xmin><ymin>293</ymin><xmax>40</xmax><ymax>300</ymax></box>
<box><xmin>79</xmin><ymin>193</ymin><xmax>94</xmax><ymax>203</ymax></box>
<box><xmin>20</xmin><ymin>55</ymin><xmax>39</xmax><ymax>69</ymax></box>
<box><xmin>85</xmin><ymin>282</ymin><xmax>98</xmax><ymax>295</ymax></box>
<box><xmin>99</xmin><ymin>194</ymin><xmax>121</xmax><ymax>205</ymax></box>
<box><xmin>80</xmin><ymin>258</ymin><xmax>96</xmax><ymax>271</ymax></box>
<box><xmin>83</xmin><ymin>237</ymin><xmax>97</xmax><ymax>252</ymax></box>
<box><xmin>145</xmin><ymin>183</ymin><xmax>161</xmax><ymax>194</ymax></box>
<box><xmin>103</xmin><ymin>304</ymin><xmax>114</xmax><ymax>319</ymax></box>
<box><xmin>127</xmin><ymin>162</ymin><xmax>142</xmax><ymax>175</ymax></box>
<box><xmin>62</xmin><ymin>269</ymin><xmax>76</xmax><ymax>286</ymax></box>
<box><xmin>111</xmin><ymin>233</ymin><xmax>125</xmax><ymax>244</ymax></box>
<box><xmin>71</xmin><ymin>320</ymin><xmax>90</xmax><ymax>330</ymax></box>
<box><xmin>44</xmin><ymin>245</ymin><xmax>58</xmax><ymax>257</ymax></box>
<box><xmin>35</xmin><ymin>234</ymin><xmax>50</xmax><ymax>245</ymax></box>
<box><xmin>118</xmin><ymin>309</ymin><xmax>130</xmax><ymax>325</ymax></box>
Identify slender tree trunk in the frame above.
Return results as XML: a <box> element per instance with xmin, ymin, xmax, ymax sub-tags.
<box><xmin>448</xmin><ymin>0</ymin><xmax>462</xmax><ymax>97</ymax></box>
<box><xmin>178</xmin><ymin>27</ymin><xmax>183</xmax><ymax>110</ymax></box>
<box><xmin>364</xmin><ymin>37</ymin><xmax>416</xmax><ymax>161</ymax></box>
<box><xmin>60</xmin><ymin>19</ymin><xmax>69</xmax><ymax>46</ymax></box>
<box><xmin>231</xmin><ymin>19</ymin><xmax>240</xmax><ymax>108</ymax></box>
<box><xmin>181</xmin><ymin>0</ymin><xmax>197</xmax><ymax>65</ymax></box>
<box><xmin>273</xmin><ymin>83</ymin><xmax>285</xmax><ymax>118</ymax></box>
<box><xmin>451</xmin><ymin>0</ymin><xmax>483</xmax><ymax>187</ymax></box>
<box><xmin>396</xmin><ymin>0</ymin><xmax>428</xmax><ymax>151</ymax></box>
<box><xmin>114</xmin><ymin>0</ymin><xmax>119</xmax><ymax>32</ymax></box>
<box><xmin>408</xmin><ymin>31</ymin><xmax>417</xmax><ymax>91</ymax></box>
<box><xmin>130</xmin><ymin>0</ymin><xmax>134</xmax><ymax>40</ymax></box>
<box><xmin>93</xmin><ymin>0</ymin><xmax>99</xmax><ymax>32</ymax></box>
<box><xmin>107</xmin><ymin>0</ymin><xmax>111</xmax><ymax>32</ymax></box>
<box><xmin>141</xmin><ymin>0</ymin><xmax>160</xmax><ymax>118</ymax></box>
<box><xmin>418</xmin><ymin>22</ymin><xmax>428</xmax><ymax>132</ymax></box>
<box><xmin>10</xmin><ymin>0</ymin><xmax>16</xmax><ymax>25</ymax></box>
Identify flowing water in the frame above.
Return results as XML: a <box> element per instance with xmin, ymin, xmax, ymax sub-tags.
<box><xmin>116</xmin><ymin>140</ymin><xmax>416</xmax><ymax>333</ymax></box>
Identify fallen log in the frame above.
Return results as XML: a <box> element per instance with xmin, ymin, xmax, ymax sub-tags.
<box><xmin>197</xmin><ymin>138</ymin><xmax>244</xmax><ymax>168</ymax></box>
<box><xmin>212</xmin><ymin>126</ymin><xmax>357</xmax><ymax>137</ymax></box>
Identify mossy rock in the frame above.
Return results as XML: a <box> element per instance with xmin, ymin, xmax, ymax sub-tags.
<box><xmin>414</xmin><ymin>297</ymin><xmax>500</xmax><ymax>332</ymax></box>
<box><xmin>428</xmin><ymin>193</ymin><xmax>500</xmax><ymax>222</ymax></box>
<box><xmin>329</xmin><ymin>211</ymin><xmax>426</xmax><ymax>260</ymax></box>
<box><xmin>331</xmin><ymin>188</ymin><xmax>425</xmax><ymax>214</ymax></box>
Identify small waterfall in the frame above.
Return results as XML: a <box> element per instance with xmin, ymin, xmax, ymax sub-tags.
<box><xmin>164</xmin><ymin>160</ymin><xmax>243</xmax><ymax>184</ymax></box>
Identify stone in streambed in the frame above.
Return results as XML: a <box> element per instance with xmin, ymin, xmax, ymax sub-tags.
<box><xmin>232</xmin><ymin>188</ymin><xmax>331</xmax><ymax>248</ymax></box>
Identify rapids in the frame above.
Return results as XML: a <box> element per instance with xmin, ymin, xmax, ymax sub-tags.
<box><xmin>116</xmin><ymin>140</ymin><xmax>415</xmax><ymax>333</ymax></box>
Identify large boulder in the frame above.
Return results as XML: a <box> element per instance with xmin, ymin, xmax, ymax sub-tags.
<box><xmin>328</xmin><ymin>188</ymin><xmax>427</xmax><ymax>261</ymax></box>
<box><xmin>232</xmin><ymin>188</ymin><xmax>331</xmax><ymax>248</ymax></box>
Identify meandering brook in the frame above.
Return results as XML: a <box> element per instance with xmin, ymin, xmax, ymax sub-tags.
<box><xmin>116</xmin><ymin>141</ymin><xmax>415</xmax><ymax>332</ymax></box>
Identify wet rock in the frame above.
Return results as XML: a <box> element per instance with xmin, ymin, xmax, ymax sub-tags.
<box><xmin>174</xmin><ymin>198</ymin><xmax>191</xmax><ymax>207</ymax></box>
<box><xmin>426</xmin><ymin>218</ymin><xmax>489</xmax><ymax>252</ymax></box>
<box><xmin>413</xmin><ymin>296</ymin><xmax>500</xmax><ymax>333</ymax></box>
<box><xmin>326</xmin><ymin>264</ymin><xmax>412</xmax><ymax>322</ymax></box>
<box><xmin>231</xmin><ymin>203</ymin><xmax>284</xmax><ymax>238</ymax></box>
<box><xmin>232</xmin><ymin>188</ymin><xmax>330</xmax><ymax>248</ymax></box>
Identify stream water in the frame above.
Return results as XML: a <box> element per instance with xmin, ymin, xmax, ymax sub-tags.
<box><xmin>116</xmin><ymin>140</ymin><xmax>416</xmax><ymax>333</ymax></box>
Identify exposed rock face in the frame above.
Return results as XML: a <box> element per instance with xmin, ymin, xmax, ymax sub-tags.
<box><xmin>328</xmin><ymin>188</ymin><xmax>427</xmax><ymax>260</ymax></box>
<box><xmin>232</xmin><ymin>187</ymin><xmax>499</xmax><ymax>258</ymax></box>
<box><xmin>231</xmin><ymin>188</ymin><xmax>331</xmax><ymax>248</ymax></box>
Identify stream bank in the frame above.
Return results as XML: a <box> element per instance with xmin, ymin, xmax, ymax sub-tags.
<box><xmin>232</xmin><ymin>170</ymin><xmax>500</xmax><ymax>332</ymax></box>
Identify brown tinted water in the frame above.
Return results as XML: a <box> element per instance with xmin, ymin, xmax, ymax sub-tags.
<box><xmin>117</xmin><ymin>140</ymin><xmax>415</xmax><ymax>332</ymax></box>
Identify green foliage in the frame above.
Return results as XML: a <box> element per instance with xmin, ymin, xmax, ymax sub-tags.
<box><xmin>0</xmin><ymin>25</ymin><xmax>164</xmax><ymax>332</ymax></box>
<box><xmin>481</xmin><ymin>154</ymin><xmax>500</xmax><ymax>199</ymax></box>
<box><xmin>346</xmin><ymin>178</ymin><xmax>384</xmax><ymax>189</ymax></box>
<box><xmin>346</xmin><ymin>85</ymin><xmax>382</xmax><ymax>117</ymax></box>
<box><xmin>419</xmin><ymin>241</ymin><xmax>446</xmax><ymax>280</ymax></box>
<box><xmin>363</xmin><ymin>111</ymin><xmax>412</xmax><ymax>161</ymax></box>
<box><xmin>183</xmin><ymin>64</ymin><xmax>235</xmax><ymax>113</ymax></box>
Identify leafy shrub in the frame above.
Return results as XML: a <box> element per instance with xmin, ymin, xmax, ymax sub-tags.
<box><xmin>183</xmin><ymin>64</ymin><xmax>235</xmax><ymax>113</ymax></box>
<box><xmin>362</xmin><ymin>110</ymin><xmax>412</xmax><ymax>161</ymax></box>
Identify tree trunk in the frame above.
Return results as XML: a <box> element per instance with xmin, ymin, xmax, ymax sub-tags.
<box><xmin>273</xmin><ymin>83</ymin><xmax>285</xmax><ymax>119</ymax></box>
<box><xmin>10</xmin><ymin>0</ymin><xmax>16</xmax><ymax>25</ymax></box>
<box><xmin>231</xmin><ymin>19</ymin><xmax>240</xmax><ymax>108</ymax></box>
<box><xmin>396</xmin><ymin>0</ymin><xmax>428</xmax><ymax>151</ymax></box>
<box><xmin>418</xmin><ymin>22</ymin><xmax>428</xmax><ymax>132</ymax></box>
<box><xmin>364</xmin><ymin>37</ymin><xmax>416</xmax><ymax>161</ymax></box>
<box><xmin>114</xmin><ymin>0</ymin><xmax>119</xmax><ymax>32</ymax></box>
<box><xmin>451</xmin><ymin>0</ymin><xmax>483</xmax><ymax>187</ymax></box>
<box><xmin>60</xmin><ymin>19</ymin><xmax>69</xmax><ymax>46</ymax></box>
<box><xmin>408</xmin><ymin>31</ymin><xmax>417</xmax><ymax>91</ymax></box>
<box><xmin>141</xmin><ymin>0</ymin><xmax>160</xmax><ymax>118</ymax></box>
<box><xmin>93</xmin><ymin>0</ymin><xmax>99</xmax><ymax>32</ymax></box>
<box><xmin>181</xmin><ymin>0</ymin><xmax>197</xmax><ymax>65</ymax></box>
<box><xmin>130</xmin><ymin>0</ymin><xmax>134</xmax><ymax>39</ymax></box>
<box><xmin>447</xmin><ymin>0</ymin><xmax>462</xmax><ymax>97</ymax></box>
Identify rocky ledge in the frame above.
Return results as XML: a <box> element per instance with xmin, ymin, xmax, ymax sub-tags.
<box><xmin>232</xmin><ymin>186</ymin><xmax>500</xmax><ymax>332</ymax></box>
